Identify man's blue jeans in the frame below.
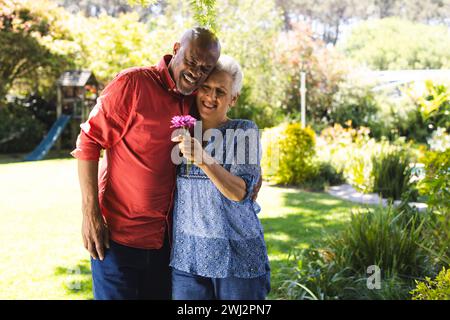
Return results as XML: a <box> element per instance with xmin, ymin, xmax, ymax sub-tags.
<box><xmin>91</xmin><ymin>237</ymin><xmax>171</xmax><ymax>300</ymax></box>
<box><xmin>171</xmin><ymin>268</ymin><xmax>271</xmax><ymax>300</ymax></box>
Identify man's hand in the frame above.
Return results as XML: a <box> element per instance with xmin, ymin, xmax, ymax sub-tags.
<box><xmin>82</xmin><ymin>203</ymin><xmax>110</xmax><ymax>261</ymax></box>
<box><xmin>77</xmin><ymin>160</ymin><xmax>109</xmax><ymax>261</ymax></box>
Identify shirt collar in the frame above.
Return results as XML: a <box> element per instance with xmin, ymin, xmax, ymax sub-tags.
<box><xmin>157</xmin><ymin>54</ymin><xmax>178</xmax><ymax>92</ymax></box>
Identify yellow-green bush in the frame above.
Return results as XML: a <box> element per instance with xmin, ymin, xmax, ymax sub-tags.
<box><xmin>261</xmin><ymin>122</ymin><xmax>316</xmax><ymax>185</ymax></box>
<box><xmin>411</xmin><ymin>268</ymin><xmax>450</xmax><ymax>300</ymax></box>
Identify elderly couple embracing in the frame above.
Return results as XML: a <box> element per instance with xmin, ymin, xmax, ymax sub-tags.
<box><xmin>71</xmin><ymin>27</ymin><xmax>270</xmax><ymax>300</ymax></box>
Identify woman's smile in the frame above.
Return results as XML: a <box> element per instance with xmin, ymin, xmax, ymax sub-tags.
<box><xmin>200</xmin><ymin>100</ymin><xmax>217</xmax><ymax>111</ymax></box>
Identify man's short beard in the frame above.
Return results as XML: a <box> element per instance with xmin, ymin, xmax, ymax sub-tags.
<box><xmin>176</xmin><ymin>83</ymin><xmax>195</xmax><ymax>96</ymax></box>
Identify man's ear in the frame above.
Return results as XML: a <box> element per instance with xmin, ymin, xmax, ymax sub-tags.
<box><xmin>173</xmin><ymin>42</ymin><xmax>181</xmax><ymax>56</ymax></box>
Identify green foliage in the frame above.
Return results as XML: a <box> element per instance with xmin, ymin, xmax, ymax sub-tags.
<box><xmin>372</xmin><ymin>146</ymin><xmax>414</xmax><ymax>200</ymax></box>
<box><xmin>277</xmin><ymin>0</ymin><xmax>450</xmax><ymax>45</ymax></box>
<box><xmin>416</xmin><ymin>81</ymin><xmax>450</xmax><ymax>131</ymax></box>
<box><xmin>0</xmin><ymin>102</ymin><xmax>46</xmax><ymax>153</ymax></box>
<box><xmin>68</xmin><ymin>12</ymin><xmax>157</xmax><ymax>83</ymax></box>
<box><xmin>411</xmin><ymin>268</ymin><xmax>450</xmax><ymax>300</ymax></box>
<box><xmin>340</xmin><ymin>18</ymin><xmax>450</xmax><ymax>70</ymax></box>
<box><xmin>0</xmin><ymin>0</ymin><xmax>75</xmax><ymax>102</ymax></box>
<box><xmin>280</xmin><ymin>204</ymin><xmax>432</xmax><ymax>299</ymax></box>
<box><xmin>329</xmin><ymin>75</ymin><xmax>379</xmax><ymax>129</ymax></box>
<box><xmin>279</xmin><ymin>248</ymin><xmax>354</xmax><ymax>300</ymax></box>
<box><xmin>413</xmin><ymin>149</ymin><xmax>450</xmax><ymax>269</ymax></box>
<box><xmin>189</xmin><ymin>0</ymin><xmax>217</xmax><ymax>32</ymax></box>
<box><xmin>419</xmin><ymin>149</ymin><xmax>450</xmax><ymax>214</ymax></box>
<box><xmin>127</xmin><ymin>0</ymin><xmax>158</xmax><ymax>6</ymax></box>
<box><xmin>332</xmin><ymin>205</ymin><xmax>428</xmax><ymax>277</ymax></box>
<box><xmin>261</xmin><ymin>122</ymin><xmax>316</xmax><ymax>185</ymax></box>
<box><xmin>317</xmin><ymin>123</ymin><xmax>420</xmax><ymax>194</ymax></box>
<box><xmin>216</xmin><ymin>0</ymin><xmax>284</xmax><ymax>127</ymax></box>
<box><xmin>275</xmin><ymin>22</ymin><xmax>345</xmax><ymax>125</ymax></box>
<box><xmin>317</xmin><ymin>124</ymin><xmax>376</xmax><ymax>192</ymax></box>
<box><xmin>329</xmin><ymin>79</ymin><xmax>450</xmax><ymax>144</ymax></box>
<box><xmin>128</xmin><ymin>0</ymin><xmax>217</xmax><ymax>31</ymax></box>
<box><xmin>302</xmin><ymin>161</ymin><xmax>345</xmax><ymax>192</ymax></box>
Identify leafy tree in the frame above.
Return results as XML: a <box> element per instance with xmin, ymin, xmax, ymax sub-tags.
<box><xmin>0</xmin><ymin>0</ymin><xmax>75</xmax><ymax>103</ymax></box>
<box><xmin>339</xmin><ymin>18</ymin><xmax>450</xmax><ymax>70</ymax></box>
<box><xmin>68</xmin><ymin>12</ymin><xmax>158</xmax><ymax>83</ymax></box>
<box><xmin>215</xmin><ymin>0</ymin><xmax>285</xmax><ymax>127</ymax></box>
<box><xmin>275</xmin><ymin>22</ymin><xmax>346</xmax><ymax>125</ymax></box>
<box><xmin>276</xmin><ymin>0</ymin><xmax>366</xmax><ymax>44</ymax></box>
<box><xmin>274</xmin><ymin>0</ymin><xmax>450</xmax><ymax>44</ymax></box>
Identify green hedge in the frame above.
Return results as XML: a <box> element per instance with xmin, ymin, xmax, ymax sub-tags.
<box><xmin>261</xmin><ymin>122</ymin><xmax>316</xmax><ymax>185</ymax></box>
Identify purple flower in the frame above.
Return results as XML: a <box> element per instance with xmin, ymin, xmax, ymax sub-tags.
<box><xmin>170</xmin><ymin>115</ymin><xmax>197</xmax><ymax>129</ymax></box>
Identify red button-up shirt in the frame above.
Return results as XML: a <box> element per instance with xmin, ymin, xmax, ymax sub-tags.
<box><xmin>71</xmin><ymin>55</ymin><xmax>193</xmax><ymax>249</ymax></box>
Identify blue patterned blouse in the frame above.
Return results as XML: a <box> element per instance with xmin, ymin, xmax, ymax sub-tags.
<box><xmin>169</xmin><ymin>119</ymin><xmax>270</xmax><ymax>279</ymax></box>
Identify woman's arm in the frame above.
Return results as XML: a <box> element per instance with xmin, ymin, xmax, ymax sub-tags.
<box><xmin>198</xmin><ymin>152</ymin><xmax>247</xmax><ymax>201</ymax></box>
<box><xmin>173</xmin><ymin>135</ymin><xmax>247</xmax><ymax>201</ymax></box>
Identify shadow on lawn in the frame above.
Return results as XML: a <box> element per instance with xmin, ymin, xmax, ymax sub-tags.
<box><xmin>261</xmin><ymin>190</ymin><xmax>361</xmax><ymax>253</ymax></box>
<box><xmin>54</xmin><ymin>259</ymin><xmax>93</xmax><ymax>299</ymax></box>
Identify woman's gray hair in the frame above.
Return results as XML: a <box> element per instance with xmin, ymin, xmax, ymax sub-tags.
<box><xmin>214</xmin><ymin>55</ymin><xmax>243</xmax><ymax>97</ymax></box>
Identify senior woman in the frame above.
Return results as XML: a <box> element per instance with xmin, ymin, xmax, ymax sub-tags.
<box><xmin>170</xmin><ymin>55</ymin><xmax>270</xmax><ymax>300</ymax></box>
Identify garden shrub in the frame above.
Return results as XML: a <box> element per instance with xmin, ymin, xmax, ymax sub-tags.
<box><xmin>317</xmin><ymin>124</ymin><xmax>376</xmax><ymax>192</ymax></box>
<box><xmin>0</xmin><ymin>103</ymin><xmax>46</xmax><ymax>153</ymax></box>
<box><xmin>340</xmin><ymin>18</ymin><xmax>450</xmax><ymax>70</ymax></box>
<box><xmin>302</xmin><ymin>161</ymin><xmax>345</xmax><ymax>191</ymax></box>
<box><xmin>279</xmin><ymin>248</ymin><xmax>355</xmax><ymax>300</ymax></box>
<box><xmin>419</xmin><ymin>148</ymin><xmax>450</xmax><ymax>214</ymax></box>
<box><xmin>387</xmin><ymin>81</ymin><xmax>450</xmax><ymax>144</ymax></box>
<box><xmin>329</xmin><ymin>76</ymin><xmax>380</xmax><ymax>129</ymax></box>
<box><xmin>275</xmin><ymin>22</ymin><xmax>345</xmax><ymax>126</ymax></box>
<box><xmin>416</xmin><ymin>81</ymin><xmax>450</xmax><ymax>132</ymax></box>
<box><xmin>279</xmin><ymin>204</ymin><xmax>433</xmax><ymax>300</ymax></box>
<box><xmin>261</xmin><ymin>122</ymin><xmax>316</xmax><ymax>185</ymax></box>
<box><xmin>372</xmin><ymin>146</ymin><xmax>414</xmax><ymax>200</ymax></box>
<box><xmin>388</xmin><ymin>81</ymin><xmax>450</xmax><ymax>144</ymax></box>
<box><xmin>330</xmin><ymin>205</ymin><xmax>429</xmax><ymax>278</ymax></box>
<box><xmin>418</xmin><ymin>148</ymin><xmax>450</xmax><ymax>266</ymax></box>
<box><xmin>411</xmin><ymin>268</ymin><xmax>450</xmax><ymax>300</ymax></box>
<box><xmin>317</xmin><ymin>123</ymin><xmax>421</xmax><ymax>195</ymax></box>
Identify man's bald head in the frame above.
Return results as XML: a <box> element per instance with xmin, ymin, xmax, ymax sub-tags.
<box><xmin>179</xmin><ymin>27</ymin><xmax>221</xmax><ymax>53</ymax></box>
<box><xmin>168</xmin><ymin>27</ymin><xmax>221</xmax><ymax>95</ymax></box>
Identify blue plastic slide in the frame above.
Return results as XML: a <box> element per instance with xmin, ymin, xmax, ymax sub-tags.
<box><xmin>24</xmin><ymin>114</ymin><xmax>72</xmax><ymax>161</ymax></box>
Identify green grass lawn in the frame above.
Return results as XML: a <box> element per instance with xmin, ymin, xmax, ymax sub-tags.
<box><xmin>0</xmin><ymin>157</ymin><xmax>370</xmax><ymax>299</ymax></box>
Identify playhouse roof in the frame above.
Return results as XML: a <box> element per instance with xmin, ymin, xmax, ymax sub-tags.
<box><xmin>57</xmin><ymin>70</ymin><xmax>97</xmax><ymax>87</ymax></box>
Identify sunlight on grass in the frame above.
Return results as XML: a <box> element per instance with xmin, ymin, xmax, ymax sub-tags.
<box><xmin>264</xmin><ymin>233</ymin><xmax>291</xmax><ymax>242</ymax></box>
<box><xmin>0</xmin><ymin>159</ymin><xmax>91</xmax><ymax>299</ymax></box>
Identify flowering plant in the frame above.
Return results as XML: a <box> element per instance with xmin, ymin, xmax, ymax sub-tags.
<box><xmin>170</xmin><ymin>115</ymin><xmax>197</xmax><ymax>129</ymax></box>
<box><xmin>170</xmin><ymin>115</ymin><xmax>197</xmax><ymax>174</ymax></box>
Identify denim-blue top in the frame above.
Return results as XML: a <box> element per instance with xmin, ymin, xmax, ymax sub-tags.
<box><xmin>169</xmin><ymin>119</ymin><xmax>270</xmax><ymax>278</ymax></box>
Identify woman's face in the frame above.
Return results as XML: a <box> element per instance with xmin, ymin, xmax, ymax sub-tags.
<box><xmin>196</xmin><ymin>69</ymin><xmax>237</xmax><ymax>124</ymax></box>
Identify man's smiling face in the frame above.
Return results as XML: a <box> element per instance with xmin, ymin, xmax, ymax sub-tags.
<box><xmin>169</xmin><ymin>37</ymin><xmax>220</xmax><ymax>96</ymax></box>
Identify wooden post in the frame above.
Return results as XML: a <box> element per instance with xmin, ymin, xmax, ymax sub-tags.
<box><xmin>300</xmin><ymin>72</ymin><xmax>306</xmax><ymax>128</ymax></box>
<box><xmin>56</xmin><ymin>84</ymin><xmax>62</xmax><ymax>150</ymax></box>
